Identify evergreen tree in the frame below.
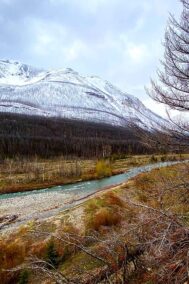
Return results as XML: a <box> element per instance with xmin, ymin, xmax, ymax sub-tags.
<box><xmin>46</xmin><ymin>239</ymin><xmax>59</xmax><ymax>268</ymax></box>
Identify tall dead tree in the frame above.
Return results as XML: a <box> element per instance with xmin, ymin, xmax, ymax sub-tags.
<box><xmin>148</xmin><ymin>0</ymin><xmax>189</xmax><ymax>112</ymax></box>
<box><xmin>147</xmin><ymin>0</ymin><xmax>189</xmax><ymax>149</ymax></box>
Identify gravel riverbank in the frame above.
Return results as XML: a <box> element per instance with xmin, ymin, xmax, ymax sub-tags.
<box><xmin>1</xmin><ymin>160</ymin><xmax>187</xmax><ymax>234</ymax></box>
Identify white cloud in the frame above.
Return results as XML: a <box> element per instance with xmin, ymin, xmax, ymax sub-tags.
<box><xmin>119</xmin><ymin>34</ymin><xmax>149</xmax><ymax>63</ymax></box>
<box><xmin>30</xmin><ymin>19</ymin><xmax>89</xmax><ymax>66</ymax></box>
<box><xmin>127</xmin><ymin>43</ymin><xmax>148</xmax><ymax>63</ymax></box>
<box><xmin>31</xmin><ymin>21</ymin><xmax>66</xmax><ymax>56</ymax></box>
<box><xmin>49</xmin><ymin>0</ymin><xmax>109</xmax><ymax>13</ymax></box>
<box><xmin>1</xmin><ymin>0</ymin><xmax>13</xmax><ymax>4</ymax></box>
<box><xmin>133</xmin><ymin>16</ymin><xmax>145</xmax><ymax>33</ymax></box>
<box><xmin>65</xmin><ymin>40</ymin><xmax>87</xmax><ymax>61</ymax></box>
<box><xmin>81</xmin><ymin>0</ymin><xmax>109</xmax><ymax>13</ymax></box>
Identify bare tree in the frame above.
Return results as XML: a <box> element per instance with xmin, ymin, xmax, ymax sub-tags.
<box><xmin>148</xmin><ymin>0</ymin><xmax>189</xmax><ymax>112</ymax></box>
<box><xmin>146</xmin><ymin>0</ymin><xmax>189</xmax><ymax>146</ymax></box>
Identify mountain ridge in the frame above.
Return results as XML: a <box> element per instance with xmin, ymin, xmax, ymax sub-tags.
<box><xmin>0</xmin><ymin>59</ymin><xmax>166</xmax><ymax>130</ymax></box>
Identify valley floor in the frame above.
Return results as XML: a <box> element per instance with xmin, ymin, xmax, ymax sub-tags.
<box><xmin>0</xmin><ymin>154</ymin><xmax>188</xmax><ymax>194</ymax></box>
<box><xmin>0</xmin><ymin>156</ymin><xmax>189</xmax><ymax>283</ymax></box>
<box><xmin>0</xmin><ymin>154</ymin><xmax>188</xmax><ymax>234</ymax></box>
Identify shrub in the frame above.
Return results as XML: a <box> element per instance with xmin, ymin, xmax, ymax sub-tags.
<box><xmin>104</xmin><ymin>192</ymin><xmax>124</xmax><ymax>207</ymax></box>
<box><xmin>161</xmin><ymin>155</ymin><xmax>166</xmax><ymax>162</ymax></box>
<box><xmin>90</xmin><ymin>208</ymin><xmax>121</xmax><ymax>231</ymax></box>
<box><xmin>150</xmin><ymin>155</ymin><xmax>158</xmax><ymax>163</ymax></box>
<box><xmin>29</xmin><ymin>240</ymin><xmax>48</xmax><ymax>260</ymax></box>
<box><xmin>3</xmin><ymin>241</ymin><xmax>25</xmax><ymax>269</ymax></box>
<box><xmin>96</xmin><ymin>160</ymin><xmax>112</xmax><ymax>178</ymax></box>
<box><xmin>18</xmin><ymin>270</ymin><xmax>29</xmax><ymax>284</ymax></box>
<box><xmin>170</xmin><ymin>155</ymin><xmax>177</xmax><ymax>161</ymax></box>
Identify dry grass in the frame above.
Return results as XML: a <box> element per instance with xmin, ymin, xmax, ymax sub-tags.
<box><xmin>1</xmin><ymin>153</ymin><xmax>188</xmax><ymax>194</ymax></box>
<box><xmin>0</xmin><ymin>157</ymin><xmax>97</xmax><ymax>194</ymax></box>
<box><xmin>1</xmin><ymin>158</ymin><xmax>189</xmax><ymax>283</ymax></box>
<box><xmin>84</xmin><ymin>192</ymin><xmax>124</xmax><ymax>232</ymax></box>
<box><xmin>133</xmin><ymin>163</ymin><xmax>189</xmax><ymax>214</ymax></box>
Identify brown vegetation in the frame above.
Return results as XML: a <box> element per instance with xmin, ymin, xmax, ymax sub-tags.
<box><xmin>0</xmin><ymin>153</ymin><xmax>187</xmax><ymax>194</ymax></box>
<box><xmin>1</xmin><ymin>160</ymin><xmax>189</xmax><ymax>283</ymax></box>
<box><xmin>85</xmin><ymin>192</ymin><xmax>123</xmax><ymax>232</ymax></box>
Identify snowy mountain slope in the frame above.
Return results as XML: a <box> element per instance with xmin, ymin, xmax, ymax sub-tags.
<box><xmin>0</xmin><ymin>60</ymin><xmax>166</xmax><ymax>129</ymax></box>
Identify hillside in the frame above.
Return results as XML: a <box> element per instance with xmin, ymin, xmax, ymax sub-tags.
<box><xmin>0</xmin><ymin>60</ymin><xmax>166</xmax><ymax>130</ymax></box>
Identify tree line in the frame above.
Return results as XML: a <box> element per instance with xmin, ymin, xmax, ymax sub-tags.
<box><xmin>0</xmin><ymin>112</ymin><xmax>153</xmax><ymax>159</ymax></box>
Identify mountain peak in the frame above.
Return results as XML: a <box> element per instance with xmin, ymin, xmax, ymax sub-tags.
<box><xmin>0</xmin><ymin>60</ymin><xmax>166</xmax><ymax>130</ymax></box>
<box><xmin>0</xmin><ymin>60</ymin><xmax>44</xmax><ymax>85</ymax></box>
<box><xmin>64</xmin><ymin>67</ymin><xmax>79</xmax><ymax>75</ymax></box>
<box><xmin>0</xmin><ymin>59</ymin><xmax>20</xmax><ymax>64</ymax></box>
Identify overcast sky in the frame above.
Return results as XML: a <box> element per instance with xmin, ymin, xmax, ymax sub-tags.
<box><xmin>0</xmin><ymin>0</ymin><xmax>182</xmax><ymax>117</ymax></box>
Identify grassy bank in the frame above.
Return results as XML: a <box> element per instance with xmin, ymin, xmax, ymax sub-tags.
<box><xmin>0</xmin><ymin>160</ymin><xmax>189</xmax><ymax>283</ymax></box>
<box><xmin>0</xmin><ymin>153</ymin><xmax>188</xmax><ymax>194</ymax></box>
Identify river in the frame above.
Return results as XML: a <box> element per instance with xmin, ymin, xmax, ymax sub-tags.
<box><xmin>0</xmin><ymin>160</ymin><xmax>187</xmax><ymax>232</ymax></box>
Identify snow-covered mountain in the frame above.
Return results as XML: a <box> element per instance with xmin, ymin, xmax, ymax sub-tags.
<box><xmin>0</xmin><ymin>60</ymin><xmax>166</xmax><ymax>129</ymax></box>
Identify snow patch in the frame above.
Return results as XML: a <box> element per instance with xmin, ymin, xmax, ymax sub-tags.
<box><xmin>0</xmin><ymin>60</ymin><xmax>167</xmax><ymax>130</ymax></box>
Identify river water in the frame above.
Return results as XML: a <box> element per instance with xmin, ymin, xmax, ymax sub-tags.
<box><xmin>0</xmin><ymin>160</ymin><xmax>185</xmax><ymax>200</ymax></box>
<box><xmin>0</xmin><ymin>160</ymin><xmax>188</xmax><ymax>233</ymax></box>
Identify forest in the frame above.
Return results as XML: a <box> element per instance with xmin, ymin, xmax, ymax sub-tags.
<box><xmin>0</xmin><ymin>112</ymin><xmax>155</xmax><ymax>159</ymax></box>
